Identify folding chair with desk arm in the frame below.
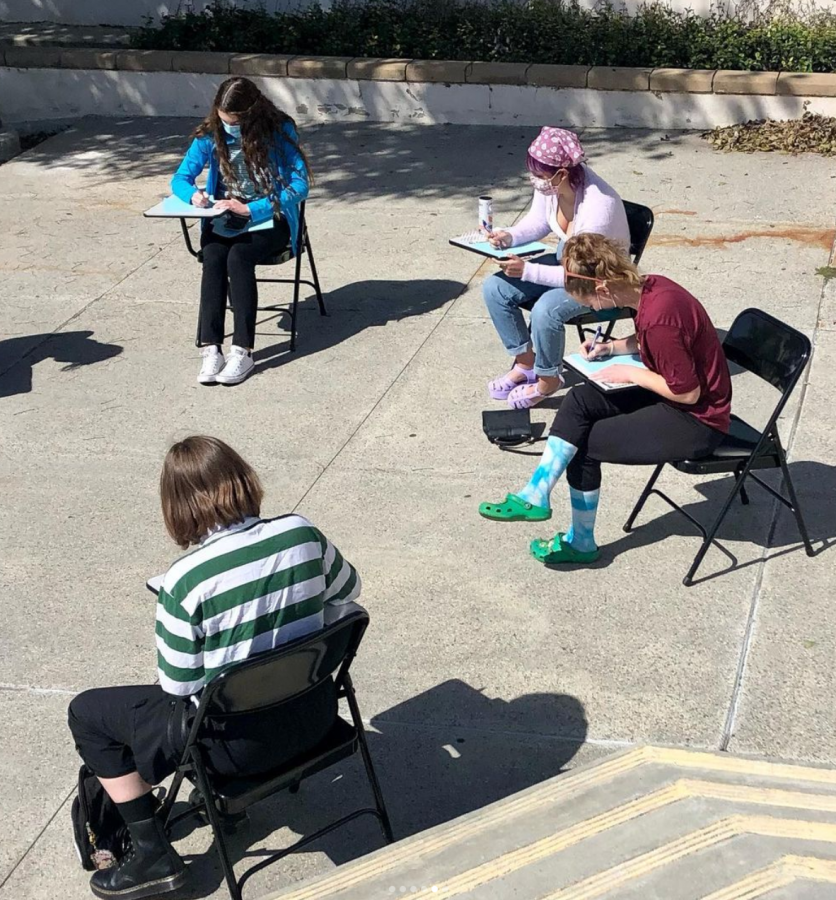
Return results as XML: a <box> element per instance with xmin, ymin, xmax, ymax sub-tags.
<box><xmin>159</xmin><ymin>605</ymin><xmax>394</xmax><ymax>900</ymax></box>
<box><xmin>178</xmin><ymin>199</ymin><xmax>327</xmax><ymax>353</ymax></box>
<box><xmin>623</xmin><ymin>307</ymin><xmax>816</xmax><ymax>587</ymax></box>
<box><xmin>519</xmin><ymin>199</ymin><xmax>655</xmax><ymax>343</ymax></box>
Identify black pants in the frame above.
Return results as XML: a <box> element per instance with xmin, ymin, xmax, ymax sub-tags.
<box><xmin>68</xmin><ymin>681</ymin><xmax>337</xmax><ymax>786</ymax></box>
<box><xmin>551</xmin><ymin>383</ymin><xmax>725</xmax><ymax>492</ymax></box>
<box><xmin>198</xmin><ymin>217</ymin><xmax>291</xmax><ymax>349</ymax></box>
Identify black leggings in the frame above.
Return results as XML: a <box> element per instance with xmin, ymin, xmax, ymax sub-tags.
<box><xmin>198</xmin><ymin>218</ymin><xmax>291</xmax><ymax>348</ymax></box>
<box><xmin>551</xmin><ymin>383</ymin><xmax>725</xmax><ymax>492</ymax></box>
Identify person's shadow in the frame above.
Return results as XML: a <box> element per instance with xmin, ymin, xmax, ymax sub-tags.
<box><xmin>0</xmin><ymin>331</ymin><xmax>123</xmax><ymax>398</ymax></box>
<box><xmin>173</xmin><ymin>679</ymin><xmax>587</xmax><ymax>897</ymax></box>
<box><xmin>250</xmin><ymin>279</ymin><xmax>466</xmax><ymax>374</ymax></box>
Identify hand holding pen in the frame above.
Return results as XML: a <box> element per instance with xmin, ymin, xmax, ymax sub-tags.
<box><xmin>582</xmin><ymin>324</ymin><xmax>612</xmax><ymax>361</ymax></box>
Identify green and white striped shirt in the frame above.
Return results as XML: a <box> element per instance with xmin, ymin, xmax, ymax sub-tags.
<box><xmin>155</xmin><ymin>514</ymin><xmax>360</xmax><ymax>697</ymax></box>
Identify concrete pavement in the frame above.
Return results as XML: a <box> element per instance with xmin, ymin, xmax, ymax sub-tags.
<box><xmin>0</xmin><ymin>118</ymin><xmax>834</xmax><ymax>899</ymax></box>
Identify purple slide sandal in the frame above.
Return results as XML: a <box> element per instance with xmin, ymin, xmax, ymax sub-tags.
<box><xmin>488</xmin><ymin>365</ymin><xmax>536</xmax><ymax>400</ymax></box>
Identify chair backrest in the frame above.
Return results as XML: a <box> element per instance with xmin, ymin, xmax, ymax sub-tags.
<box><xmin>723</xmin><ymin>308</ymin><xmax>811</xmax><ymax>397</ymax></box>
<box><xmin>194</xmin><ymin>608</ymin><xmax>369</xmax><ymax>722</ymax></box>
<box><xmin>623</xmin><ymin>200</ymin><xmax>654</xmax><ymax>265</ymax></box>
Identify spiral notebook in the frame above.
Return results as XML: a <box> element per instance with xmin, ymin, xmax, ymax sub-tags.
<box><xmin>449</xmin><ymin>230</ymin><xmax>548</xmax><ymax>260</ymax></box>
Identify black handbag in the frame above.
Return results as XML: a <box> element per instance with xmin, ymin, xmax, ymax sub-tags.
<box><xmin>71</xmin><ymin>764</ymin><xmax>129</xmax><ymax>871</ymax></box>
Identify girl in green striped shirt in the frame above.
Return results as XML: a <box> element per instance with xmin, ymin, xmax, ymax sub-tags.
<box><xmin>68</xmin><ymin>436</ymin><xmax>360</xmax><ymax>900</ymax></box>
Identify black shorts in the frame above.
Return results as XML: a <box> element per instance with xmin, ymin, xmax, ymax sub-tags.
<box><xmin>68</xmin><ymin>681</ymin><xmax>338</xmax><ymax>785</ymax></box>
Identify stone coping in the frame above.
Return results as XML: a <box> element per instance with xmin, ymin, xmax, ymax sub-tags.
<box><xmin>3</xmin><ymin>45</ymin><xmax>836</xmax><ymax>97</ymax></box>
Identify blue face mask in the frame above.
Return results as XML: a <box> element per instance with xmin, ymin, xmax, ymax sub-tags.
<box><xmin>221</xmin><ymin>121</ymin><xmax>241</xmax><ymax>138</ymax></box>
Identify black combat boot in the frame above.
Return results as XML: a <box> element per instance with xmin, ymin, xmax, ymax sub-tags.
<box><xmin>89</xmin><ymin>813</ymin><xmax>187</xmax><ymax>900</ymax></box>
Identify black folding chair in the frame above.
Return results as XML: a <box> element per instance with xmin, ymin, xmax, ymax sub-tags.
<box><xmin>623</xmin><ymin>308</ymin><xmax>815</xmax><ymax>587</ymax></box>
<box><xmin>160</xmin><ymin>608</ymin><xmax>393</xmax><ymax>900</ymax></box>
<box><xmin>185</xmin><ymin>200</ymin><xmax>327</xmax><ymax>352</ymax></box>
<box><xmin>519</xmin><ymin>199</ymin><xmax>654</xmax><ymax>343</ymax></box>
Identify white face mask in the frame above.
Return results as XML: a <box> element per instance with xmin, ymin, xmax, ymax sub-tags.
<box><xmin>221</xmin><ymin>121</ymin><xmax>241</xmax><ymax>138</ymax></box>
<box><xmin>529</xmin><ymin>174</ymin><xmax>561</xmax><ymax>196</ymax></box>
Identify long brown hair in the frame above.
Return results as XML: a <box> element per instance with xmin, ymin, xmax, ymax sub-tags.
<box><xmin>195</xmin><ymin>76</ymin><xmax>312</xmax><ymax>202</ymax></box>
<box><xmin>160</xmin><ymin>435</ymin><xmax>264</xmax><ymax>548</ymax></box>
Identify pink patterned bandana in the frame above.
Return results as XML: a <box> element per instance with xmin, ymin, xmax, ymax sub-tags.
<box><xmin>528</xmin><ymin>127</ymin><xmax>586</xmax><ymax>169</ymax></box>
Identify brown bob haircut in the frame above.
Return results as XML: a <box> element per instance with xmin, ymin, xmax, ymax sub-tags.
<box><xmin>160</xmin><ymin>436</ymin><xmax>263</xmax><ymax>548</ymax></box>
<box><xmin>562</xmin><ymin>232</ymin><xmax>642</xmax><ymax>299</ymax></box>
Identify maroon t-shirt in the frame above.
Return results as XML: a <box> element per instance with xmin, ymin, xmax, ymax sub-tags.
<box><xmin>635</xmin><ymin>275</ymin><xmax>732</xmax><ymax>433</ymax></box>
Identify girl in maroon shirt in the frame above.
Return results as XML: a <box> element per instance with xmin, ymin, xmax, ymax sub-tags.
<box><xmin>480</xmin><ymin>233</ymin><xmax>732</xmax><ymax>566</ymax></box>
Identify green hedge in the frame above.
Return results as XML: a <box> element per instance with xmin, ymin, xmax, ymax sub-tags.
<box><xmin>131</xmin><ymin>0</ymin><xmax>836</xmax><ymax>73</ymax></box>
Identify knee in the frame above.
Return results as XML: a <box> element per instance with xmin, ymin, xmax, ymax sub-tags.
<box><xmin>226</xmin><ymin>246</ymin><xmax>256</xmax><ymax>279</ymax></box>
<box><xmin>551</xmin><ymin>383</ymin><xmax>594</xmax><ymax>428</ymax></box>
<box><xmin>68</xmin><ymin>689</ymin><xmax>100</xmax><ymax>736</ymax></box>
<box><xmin>483</xmin><ymin>274</ymin><xmax>513</xmax><ymax>309</ymax></box>
<box><xmin>530</xmin><ymin>295</ymin><xmax>570</xmax><ymax>333</ymax></box>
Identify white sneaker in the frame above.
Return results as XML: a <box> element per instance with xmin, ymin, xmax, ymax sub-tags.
<box><xmin>198</xmin><ymin>345</ymin><xmax>225</xmax><ymax>384</ymax></box>
<box><xmin>215</xmin><ymin>345</ymin><xmax>254</xmax><ymax>385</ymax></box>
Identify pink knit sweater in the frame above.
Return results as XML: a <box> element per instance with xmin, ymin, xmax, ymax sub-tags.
<box><xmin>506</xmin><ymin>165</ymin><xmax>630</xmax><ymax>289</ymax></box>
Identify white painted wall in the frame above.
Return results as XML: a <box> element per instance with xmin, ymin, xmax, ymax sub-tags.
<box><xmin>2</xmin><ymin>0</ymin><xmax>835</xmax><ymax>24</ymax></box>
<box><xmin>0</xmin><ymin>0</ymin><xmax>284</xmax><ymax>26</ymax></box>
<box><xmin>2</xmin><ymin>65</ymin><xmax>834</xmax><ymax>130</ymax></box>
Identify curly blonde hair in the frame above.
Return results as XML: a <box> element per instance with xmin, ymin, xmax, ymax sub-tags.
<box><xmin>562</xmin><ymin>233</ymin><xmax>642</xmax><ymax>298</ymax></box>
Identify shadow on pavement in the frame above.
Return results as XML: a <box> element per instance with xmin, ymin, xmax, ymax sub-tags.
<box><xmin>172</xmin><ymin>679</ymin><xmax>586</xmax><ymax>898</ymax></box>
<box><xmin>0</xmin><ymin>330</ymin><xmax>124</xmax><ymax>399</ymax></box>
<box><xmin>251</xmin><ymin>278</ymin><xmax>467</xmax><ymax>374</ymax></box>
<box><xmin>590</xmin><ymin>460</ymin><xmax>836</xmax><ymax>580</ymax></box>
<box><xmin>15</xmin><ymin>119</ymin><xmax>693</xmax><ymax>198</ymax></box>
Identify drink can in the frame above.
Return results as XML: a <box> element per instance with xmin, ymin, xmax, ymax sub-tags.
<box><xmin>478</xmin><ymin>195</ymin><xmax>493</xmax><ymax>233</ymax></box>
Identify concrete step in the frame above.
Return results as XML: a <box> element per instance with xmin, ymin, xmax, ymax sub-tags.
<box><xmin>261</xmin><ymin>746</ymin><xmax>836</xmax><ymax>900</ymax></box>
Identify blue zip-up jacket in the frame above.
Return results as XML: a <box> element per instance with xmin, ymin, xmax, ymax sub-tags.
<box><xmin>170</xmin><ymin>123</ymin><xmax>308</xmax><ymax>253</ymax></box>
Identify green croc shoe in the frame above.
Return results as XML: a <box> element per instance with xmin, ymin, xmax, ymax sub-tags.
<box><xmin>479</xmin><ymin>493</ymin><xmax>551</xmax><ymax>522</ymax></box>
<box><xmin>530</xmin><ymin>532</ymin><xmax>600</xmax><ymax>565</ymax></box>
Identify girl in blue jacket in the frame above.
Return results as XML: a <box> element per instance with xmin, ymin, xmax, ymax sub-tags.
<box><xmin>171</xmin><ymin>77</ymin><xmax>311</xmax><ymax>385</ymax></box>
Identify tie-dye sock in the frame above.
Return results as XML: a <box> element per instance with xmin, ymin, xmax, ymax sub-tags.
<box><xmin>567</xmin><ymin>487</ymin><xmax>600</xmax><ymax>552</ymax></box>
<box><xmin>517</xmin><ymin>436</ymin><xmax>578</xmax><ymax>510</ymax></box>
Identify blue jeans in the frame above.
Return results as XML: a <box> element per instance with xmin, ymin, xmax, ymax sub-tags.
<box><xmin>483</xmin><ymin>253</ymin><xmax>588</xmax><ymax>377</ymax></box>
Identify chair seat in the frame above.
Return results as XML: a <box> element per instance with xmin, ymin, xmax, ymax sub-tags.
<box><xmin>260</xmin><ymin>248</ymin><xmax>296</xmax><ymax>267</ymax></box>
<box><xmin>673</xmin><ymin>415</ymin><xmax>781</xmax><ymax>475</ymax></box>
<box><xmin>210</xmin><ymin>717</ymin><xmax>358</xmax><ymax>816</ymax></box>
<box><xmin>567</xmin><ymin>308</ymin><xmax>633</xmax><ymax>326</ymax></box>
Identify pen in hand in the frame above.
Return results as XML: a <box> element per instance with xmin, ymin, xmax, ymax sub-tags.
<box><xmin>586</xmin><ymin>324</ymin><xmax>604</xmax><ymax>360</ymax></box>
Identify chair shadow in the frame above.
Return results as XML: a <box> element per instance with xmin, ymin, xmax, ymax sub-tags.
<box><xmin>564</xmin><ymin>459</ymin><xmax>836</xmax><ymax>582</ymax></box>
<box><xmin>0</xmin><ymin>330</ymin><xmax>124</xmax><ymax>399</ymax></box>
<box><xmin>172</xmin><ymin>679</ymin><xmax>587</xmax><ymax>898</ymax></box>
<box><xmin>249</xmin><ymin>278</ymin><xmax>466</xmax><ymax>375</ymax></box>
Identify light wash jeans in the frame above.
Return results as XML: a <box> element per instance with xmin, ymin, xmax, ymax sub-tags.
<box><xmin>483</xmin><ymin>252</ymin><xmax>592</xmax><ymax>377</ymax></box>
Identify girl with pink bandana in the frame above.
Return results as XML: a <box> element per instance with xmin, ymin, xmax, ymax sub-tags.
<box><xmin>484</xmin><ymin>127</ymin><xmax>630</xmax><ymax>408</ymax></box>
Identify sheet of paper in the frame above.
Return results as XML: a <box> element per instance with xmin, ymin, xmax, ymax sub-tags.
<box><xmin>146</xmin><ymin>574</ymin><xmax>164</xmax><ymax>595</ymax></box>
<box><xmin>563</xmin><ymin>352</ymin><xmax>647</xmax><ymax>392</ymax></box>
<box><xmin>144</xmin><ymin>195</ymin><xmax>224</xmax><ymax>218</ymax></box>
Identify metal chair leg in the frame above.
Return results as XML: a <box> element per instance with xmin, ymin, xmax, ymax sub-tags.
<box><xmin>289</xmin><ymin>248</ymin><xmax>303</xmax><ymax>353</ymax></box>
<box><xmin>682</xmin><ymin>467</ymin><xmax>752</xmax><ymax>586</ymax></box>
<box><xmin>161</xmin><ymin>770</ymin><xmax>186</xmax><ymax>828</ymax></box>
<box><xmin>191</xmin><ymin>752</ymin><xmax>243</xmax><ymax>900</ymax></box>
<box><xmin>779</xmin><ymin>454</ymin><xmax>815</xmax><ymax>556</ymax></box>
<box><xmin>623</xmin><ymin>464</ymin><xmax>664</xmax><ymax>533</ymax></box>
<box><xmin>344</xmin><ymin>674</ymin><xmax>394</xmax><ymax>844</ymax></box>
<box><xmin>305</xmin><ymin>230</ymin><xmax>328</xmax><ymax>317</ymax></box>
